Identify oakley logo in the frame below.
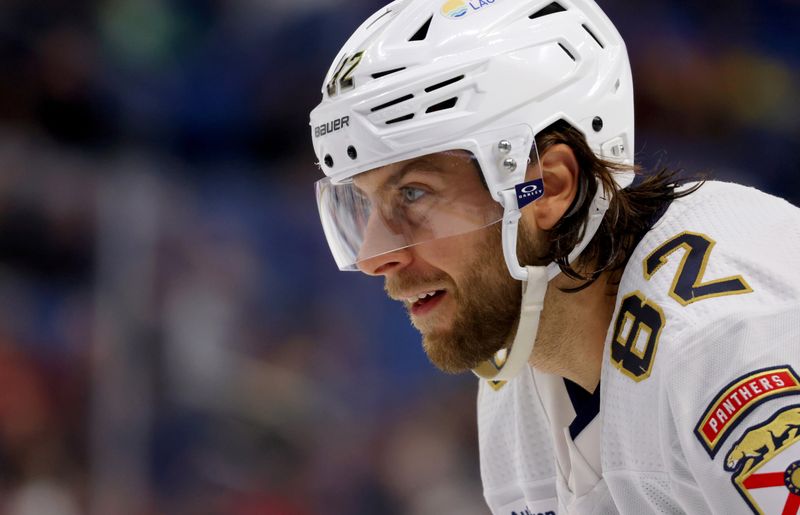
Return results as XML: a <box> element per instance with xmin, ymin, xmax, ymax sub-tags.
<box><xmin>515</xmin><ymin>179</ymin><xmax>544</xmax><ymax>209</ymax></box>
<box><xmin>314</xmin><ymin>116</ymin><xmax>350</xmax><ymax>138</ymax></box>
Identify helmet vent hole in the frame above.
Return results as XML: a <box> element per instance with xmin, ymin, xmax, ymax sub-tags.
<box><xmin>347</xmin><ymin>146</ymin><xmax>358</xmax><ymax>159</ymax></box>
<box><xmin>424</xmin><ymin>75</ymin><xmax>465</xmax><ymax>93</ymax></box>
<box><xmin>324</xmin><ymin>155</ymin><xmax>334</xmax><ymax>168</ymax></box>
<box><xmin>582</xmin><ymin>24</ymin><xmax>605</xmax><ymax>48</ymax></box>
<box><xmin>409</xmin><ymin>15</ymin><xmax>433</xmax><ymax>42</ymax></box>
<box><xmin>386</xmin><ymin>114</ymin><xmax>415</xmax><ymax>125</ymax></box>
<box><xmin>558</xmin><ymin>43</ymin><xmax>576</xmax><ymax>62</ymax></box>
<box><xmin>371</xmin><ymin>94</ymin><xmax>414</xmax><ymax>112</ymax></box>
<box><xmin>529</xmin><ymin>2</ymin><xmax>566</xmax><ymax>19</ymax></box>
<box><xmin>372</xmin><ymin>67</ymin><xmax>406</xmax><ymax>79</ymax></box>
<box><xmin>614</xmin><ymin>79</ymin><xmax>621</xmax><ymax>92</ymax></box>
<box><xmin>425</xmin><ymin>97</ymin><xmax>458</xmax><ymax>113</ymax></box>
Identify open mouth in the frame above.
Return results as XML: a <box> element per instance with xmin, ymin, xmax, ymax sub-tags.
<box><xmin>409</xmin><ymin>290</ymin><xmax>446</xmax><ymax>316</ymax></box>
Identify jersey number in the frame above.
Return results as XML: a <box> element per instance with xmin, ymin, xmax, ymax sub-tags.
<box><xmin>611</xmin><ymin>231</ymin><xmax>752</xmax><ymax>381</ymax></box>
<box><xmin>643</xmin><ymin>231</ymin><xmax>752</xmax><ymax>306</ymax></box>
<box><xmin>611</xmin><ymin>292</ymin><xmax>665</xmax><ymax>381</ymax></box>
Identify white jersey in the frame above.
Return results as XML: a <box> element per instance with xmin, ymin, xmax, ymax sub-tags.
<box><xmin>478</xmin><ymin>182</ymin><xmax>800</xmax><ymax>515</ymax></box>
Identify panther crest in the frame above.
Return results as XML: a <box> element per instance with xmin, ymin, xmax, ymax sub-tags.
<box><xmin>724</xmin><ymin>405</ymin><xmax>800</xmax><ymax>514</ymax></box>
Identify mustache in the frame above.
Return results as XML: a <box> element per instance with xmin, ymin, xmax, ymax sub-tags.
<box><xmin>384</xmin><ymin>270</ymin><xmax>453</xmax><ymax>300</ymax></box>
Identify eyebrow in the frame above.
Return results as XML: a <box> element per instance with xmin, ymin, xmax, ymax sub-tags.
<box><xmin>384</xmin><ymin>158</ymin><xmax>442</xmax><ymax>187</ymax></box>
<box><xmin>355</xmin><ymin>157</ymin><xmax>445</xmax><ymax>195</ymax></box>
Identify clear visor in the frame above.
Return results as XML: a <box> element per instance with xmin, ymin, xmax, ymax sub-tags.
<box><xmin>316</xmin><ymin>150</ymin><xmax>505</xmax><ymax>271</ymax></box>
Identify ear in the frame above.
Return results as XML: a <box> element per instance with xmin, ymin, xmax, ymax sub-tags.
<box><xmin>524</xmin><ymin>143</ymin><xmax>579</xmax><ymax>231</ymax></box>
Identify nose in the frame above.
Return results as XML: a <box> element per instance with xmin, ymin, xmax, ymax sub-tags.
<box><xmin>357</xmin><ymin>247</ymin><xmax>412</xmax><ymax>276</ymax></box>
<box><xmin>355</xmin><ymin>210</ymin><xmax>412</xmax><ymax>276</ymax></box>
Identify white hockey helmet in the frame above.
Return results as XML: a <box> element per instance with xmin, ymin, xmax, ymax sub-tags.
<box><xmin>311</xmin><ymin>0</ymin><xmax>634</xmax><ymax>280</ymax></box>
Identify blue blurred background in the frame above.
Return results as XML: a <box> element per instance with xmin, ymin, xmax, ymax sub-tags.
<box><xmin>0</xmin><ymin>0</ymin><xmax>797</xmax><ymax>513</ymax></box>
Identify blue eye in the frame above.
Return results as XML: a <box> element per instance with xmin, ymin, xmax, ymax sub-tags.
<box><xmin>401</xmin><ymin>187</ymin><xmax>426</xmax><ymax>203</ymax></box>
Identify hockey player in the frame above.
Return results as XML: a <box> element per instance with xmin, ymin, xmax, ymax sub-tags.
<box><xmin>309</xmin><ymin>0</ymin><xmax>800</xmax><ymax>513</ymax></box>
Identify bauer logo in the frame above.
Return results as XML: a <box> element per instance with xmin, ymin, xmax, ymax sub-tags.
<box><xmin>313</xmin><ymin>116</ymin><xmax>350</xmax><ymax>138</ymax></box>
<box><xmin>515</xmin><ymin>179</ymin><xmax>544</xmax><ymax>209</ymax></box>
<box><xmin>440</xmin><ymin>0</ymin><xmax>499</xmax><ymax>19</ymax></box>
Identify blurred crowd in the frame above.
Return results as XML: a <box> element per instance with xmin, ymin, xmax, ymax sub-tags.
<box><xmin>0</xmin><ymin>0</ymin><xmax>797</xmax><ymax>514</ymax></box>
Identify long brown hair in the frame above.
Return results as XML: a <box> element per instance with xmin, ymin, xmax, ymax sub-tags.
<box><xmin>534</xmin><ymin>120</ymin><xmax>703</xmax><ymax>288</ymax></box>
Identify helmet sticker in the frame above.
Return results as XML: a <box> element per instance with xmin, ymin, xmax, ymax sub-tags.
<box><xmin>440</xmin><ymin>0</ymin><xmax>501</xmax><ymax>20</ymax></box>
<box><xmin>326</xmin><ymin>52</ymin><xmax>364</xmax><ymax>97</ymax></box>
<box><xmin>515</xmin><ymin>179</ymin><xmax>544</xmax><ymax>209</ymax></box>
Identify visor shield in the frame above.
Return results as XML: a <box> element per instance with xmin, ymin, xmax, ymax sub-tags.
<box><xmin>317</xmin><ymin>149</ymin><xmax>523</xmax><ymax>271</ymax></box>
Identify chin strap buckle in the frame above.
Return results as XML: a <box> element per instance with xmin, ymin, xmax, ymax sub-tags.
<box><xmin>499</xmin><ymin>189</ymin><xmax>528</xmax><ymax>281</ymax></box>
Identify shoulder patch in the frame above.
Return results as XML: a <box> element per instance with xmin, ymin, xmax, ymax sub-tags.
<box><xmin>723</xmin><ymin>404</ymin><xmax>800</xmax><ymax>514</ymax></box>
<box><xmin>695</xmin><ymin>366</ymin><xmax>800</xmax><ymax>457</ymax></box>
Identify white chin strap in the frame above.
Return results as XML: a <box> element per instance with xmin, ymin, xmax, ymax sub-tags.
<box><xmin>472</xmin><ymin>180</ymin><xmax>610</xmax><ymax>381</ymax></box>
<box><xmin>472</xmin><ymin>264</ymin><xmax>550</xmax><ymax>381</ymax></box>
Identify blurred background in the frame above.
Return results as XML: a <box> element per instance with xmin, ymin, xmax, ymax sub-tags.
<box><xmin>0</xmin><ymin>0</ymin><xmax>797</xmax><ymax>513</ymax></box>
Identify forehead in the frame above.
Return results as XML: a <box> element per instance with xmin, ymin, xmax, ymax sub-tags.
<box><xmin>352</xmin><ymin>150</ymin><xmax>480</xmax><ymax>192</ymax></box>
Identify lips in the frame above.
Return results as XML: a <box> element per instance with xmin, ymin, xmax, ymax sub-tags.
<box><xmin>406</xmin><ymin>290</ymin><xmax>439</xmax><ymax>303</ymax></box>
<box><xmin>409</xmin><ymin>290</ymin><xmax>446</xmax><ymax>316</ymax></box>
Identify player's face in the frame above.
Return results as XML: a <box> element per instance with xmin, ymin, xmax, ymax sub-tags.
<box><xmin>355</xmin><ymin>154</ymin><xmax>545</xmax><ymax>372</ymax></box>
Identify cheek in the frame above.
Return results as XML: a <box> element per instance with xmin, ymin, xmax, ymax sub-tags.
<box><xmin>415</xmin><ymin>228</ymin><xmax>498</xmax><ymax>273</ymax></box>
<box><xmin>520</xmin><ymin>206</ymin><xmax>545</xmax><ymax>233</ymax></box>
<box><xmin>410</xmin><ymin>242</ymin><xmax>462</xmax><ymax>283</ymax></box>
<box><xmin>517</xmin><ymin>218</ymin><xmax>550</xmax><ymax>266</ymax></box>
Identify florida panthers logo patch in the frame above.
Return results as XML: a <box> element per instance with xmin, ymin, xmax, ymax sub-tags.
<box><xmin>695</xmin><ymin>366</ymin><xmax>800</xmax><ymax>457</ymax></box>
<box><xmin>724</xmin><ymin>405</ymin><xmax>800</xmax><ymax>514</ymax></box>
